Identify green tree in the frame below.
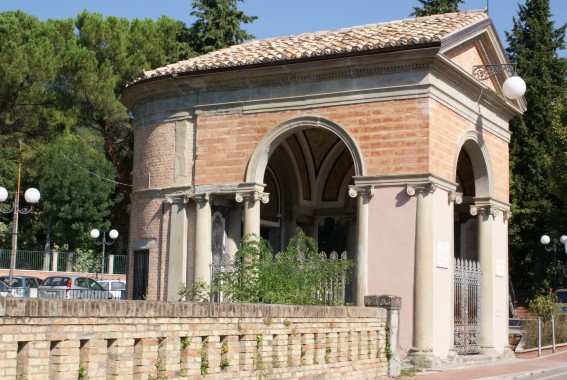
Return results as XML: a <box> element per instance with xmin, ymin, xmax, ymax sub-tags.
<box><xmin>410</xmin><ymin>0</ymin><xmax>464</xmax><ymax>17</ymax></box>
<box><xmin>74</xmin><ymin>11</ymin><xmax>195</xmax><ymax>237</ymax></box>
<box><xmin>34</xmin><ymin>132</ymin><xmax>118</xmax><ymax>252</ymax></box>
<box><xmin>189</xmin><ymin>0</ymin><xmax>257</xmax><ymax>54</ymax></box>
<box><xmin>506</xmin><ymin>0</ymin><xmax>567</xmax><ymax>291</ymax></box>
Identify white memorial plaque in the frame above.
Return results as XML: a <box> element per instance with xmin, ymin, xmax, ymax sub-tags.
<box><xmin>496</xmin><ymin>258</ymin><xmax>506</xmax><ymax>277</ymax></box>
<box><xmin>437</xmin><ymin>241</ymin><xmax>450</xmax><ymax>269</ymax></box>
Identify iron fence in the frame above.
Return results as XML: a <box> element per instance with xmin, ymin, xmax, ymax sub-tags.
<box><xmin>0</xmin><ymin>249</ymin><xmax>127</xmax><ymax>274</ymax></box>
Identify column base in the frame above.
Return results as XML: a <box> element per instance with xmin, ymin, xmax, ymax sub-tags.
<box><xmin>479</xmin><ymin>346</ymin><xmax>499</xmax><ymax>358</ymax></box>
<box><xmin>407</xmin><ymin>347</ymin><xmax>441</xmax><ymax>369</ymax></box>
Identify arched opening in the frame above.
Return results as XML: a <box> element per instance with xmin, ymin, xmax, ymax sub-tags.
<box><xmin>453</xmin><ymin>135</ymin><xmax>493</xmax><ymax>356</ymax></box>
<box><xmin>259</xmin><ymin>126</ymin><xmax>357</xmax><ymax>252</ymax></box>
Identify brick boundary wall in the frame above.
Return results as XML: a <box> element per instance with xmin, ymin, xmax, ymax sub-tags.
<box><xmin>0</xmin><ymin>298</ymin><xmax>387</xmax><ymax>379</ymax></box>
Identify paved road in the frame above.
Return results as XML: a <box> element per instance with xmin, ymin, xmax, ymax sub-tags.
<box><xmin>399</xmin><ymin>350</ymin><xmax>567</xmax><ymax>380</ymax></box>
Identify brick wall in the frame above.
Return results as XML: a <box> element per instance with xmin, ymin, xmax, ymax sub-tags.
<box><xmin>0</xmin><ymin>298</ymin><xmax>387</xmax><ymax>380</ymax></box>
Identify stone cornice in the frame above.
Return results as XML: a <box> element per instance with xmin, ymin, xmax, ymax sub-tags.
<box><xmin>353</xmin><ymin>173</ymin><xmax>458</xmax><ymax>193</ymax></box>
<box><xmin>470</xmin><ymin>197</ymin><xmax>511</xmax><ymax>220</ymax></box>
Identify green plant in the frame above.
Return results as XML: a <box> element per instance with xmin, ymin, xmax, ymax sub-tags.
<box><xmin>324</xmin><ymin>347</ymin><xmax>331</xmax><ymax>363</ymax></box>
<box><xmin>180</xmin><ymin>337</ymin><xmax>192</xmax><ymax>351</ymax></box>
<box><xmin>178</xmin><ymin>280</ymin><xmax>210</xmax><ymax>302</ymax></box>
<box><xmin>215</xmin><ymin>231</ymin><xmax>354</xmax><ymax>306</ymax></box>
<box><xmin>148</xmin><ymin>359</ymin><xmax>167</xmax><ymax>380</ymax></box>
<box><xmin>283</xmin><ymin>318</ymin><xmax>291</xmax><ymax>328</ymax></box>
<box><xmin>528</xmin><ymin>290</ymin><xmax>559</xmax><ymax>320</ymax></box>
<box><xmin>220</xmin><ymin>342</ymin><xmax>230</xmax><ymax>369</ymax></box>
<box><xmin>200</xmin><ymin>339</ymin><xmax>209</xmax><ymax>376</ymax></box>
<box><xmin>78</xmin><ymin>363</ymin><xmax>88</xmax><ymax>380</ymax></box>
<box><xmin>263</xmin><ymin>316</ymin><xmax>272</xmax><ymax>326</ymax></box>
<box><xmin>384</xmin><ymin>325</ymin><xmax>393</xmax><ymax>360</ymax></box>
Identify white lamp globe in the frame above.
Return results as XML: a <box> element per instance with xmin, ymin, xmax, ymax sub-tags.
<box><xmin>90</xmin><ymin>229</ymin><xmax>100</xmax><ymax>239</ymax></box>
<box><xmin>561</xmin><ymin>235</ymin><xmax>567</xmax><ymax>245</ymax></box>
<box><xmin>24</xmin><ymin>188</ymin><xmax>40</xmax><ymax>204</ymax></box>
<box><xmin>502</xmin><ymin>75</ymin><xmax>526</xmax><ymax>100</ymax></box>
<box><xmin>540</xmin><ymin>235</ymin><xmax>551</xmax><ymax>245</ymax></box>
<box><xmin>0</xmin><ymin>187</ymin><xmax>7</xmax><ymax>203</ymax></box>
<box><xmin>108</xmin><ymin>229</ymin><xmax>119</xmax><ymax>240</ymax></box>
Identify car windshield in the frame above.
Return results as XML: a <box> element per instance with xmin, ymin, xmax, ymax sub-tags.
<box><xmin>42</xmin><ymin>277</ymin><xmax>70</xmax><ymax>287</ymax></box>
<box><xmin>111</xmin><ymin>282</ymin><xmax>126</xmax><ymax>290</ymax></box>
<box><xmin>556</xmin><ymin>291</ymin><xmax>567</xmax><ymax>303</ymax></box>
<box><xmin>0</xmin><ymin>277</ymin><xmax>23</xmax><ymax>287</ymax></box>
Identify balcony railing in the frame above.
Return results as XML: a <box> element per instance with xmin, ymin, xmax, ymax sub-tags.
<box><xmin>0</xmin><ymin>249</ymin><xmax>127</xmax><ymax>274</ymax></box>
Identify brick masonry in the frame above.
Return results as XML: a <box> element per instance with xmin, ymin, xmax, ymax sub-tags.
<box><xmin>0</xmin><ymin>298</ymin><xmax>387</xmax><ymax>379</ymax></box>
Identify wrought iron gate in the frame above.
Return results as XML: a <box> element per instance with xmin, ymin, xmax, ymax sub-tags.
<box><xmin>454</xmin><ymin>258</ymin><xmax>481</xmax><ymax>355</ymax></box>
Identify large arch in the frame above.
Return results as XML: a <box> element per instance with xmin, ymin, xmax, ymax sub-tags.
<box><xmin>452</xmin><ymin>130</ymin><xmax>497</xmax><ymax>356</ymax></box>
<box><xmin>246</xmin><ymin>116</ymin><xmax>365</xmax><ymax>184</ymax></box>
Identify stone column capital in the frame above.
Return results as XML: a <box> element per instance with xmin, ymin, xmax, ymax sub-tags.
<box><xmin>188</xmin><ymin>193</ymin><xmax>209</xmax><ymax>205</ymax></box>
<box><xmin>406</xmin><ymin>182</ymin><xmax>436</xmax><ymax>197</ymax></box>
<box><xmin>348</xmin><ymin>185</ymin><xmax>374</xmax><ymax>198</ymax></box>
<box><xmin>448</xmin><ymin>191</ymin><xmax>463</xmax><ymax>204</ymax></box>
<box><xmin>470</xmin><ymin>204</ymin><xmax>499</xmax><ymax>217</ymax></box>
<box><xmin>235</xmin><ymin>191</ymin><xmax>269</xmax><ymax>204</ymax></box>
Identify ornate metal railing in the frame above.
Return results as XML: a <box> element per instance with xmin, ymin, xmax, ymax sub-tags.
<box><xmin>454</xmin><ymin>258</ymin><xmax>481</xmax><ymax>355</ymax></box>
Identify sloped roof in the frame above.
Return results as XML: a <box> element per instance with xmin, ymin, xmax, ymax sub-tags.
<box><xmin>136</xmin><ymin>10</ymin><xmax>488</xmax><ymax>84</ymax></box>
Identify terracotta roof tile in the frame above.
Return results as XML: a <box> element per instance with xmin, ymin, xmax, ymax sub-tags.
<box><xmin>137</xmin><ymin>11</ymin><xmax>487</xmax><ymax>82</ymax></box>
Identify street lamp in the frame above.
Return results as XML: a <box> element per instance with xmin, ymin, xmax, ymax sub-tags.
<box><xmin>0</xmin><ymin>151</ymin><xmax>40</xmax><ymax>286</ymax></box>
<box><xmin>540</xmin><ymin>234</ymin><xmax>567</xmax><ymax>291</ymax></box>
<box><xmin>90</xmin><ymin>228</ymin><xmax>118</xmax><ymax>281</ymax></box>
<box><xmin>472</xmin><ymin>63</ymin><xmax>527</xmax><ymax>100</ymax></box>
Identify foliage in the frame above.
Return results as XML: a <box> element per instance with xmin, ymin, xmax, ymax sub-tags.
<box><xmin>410</xmin><ymin>0</ymin><xmax>464</xmax><ymax>17</ymax></box>
<box><xmin>189</xmin><ymin>0</ymin><xmax>257</xmax><ymax>54</ymax></box>
<box><xmin>528</xmin><ymin>290</ymin><xmax>559</xmax><ymax>320</ymax></box>
<box><xmin>505</xmin><ymin>0</ymin><xmax>567</xmax><ymax>292</ymax></box>
<box><xmin>215</xmin><ymin>231</ymin><xmax>354</xmax><ymax>305</ymax></box>
<box><xmin>178</xmin><ymin>280</ymin><xmax>210</xmax><ymax>302</ymax></box>
<box><xmin>71</xmin><ymin>248</ymin><xmax>101</xmax><ymax>274</ymax></box>
<box><xmin>34</xmin><ymin>133</ymin><xmax>118</xmax><ymax>251</ymax></box>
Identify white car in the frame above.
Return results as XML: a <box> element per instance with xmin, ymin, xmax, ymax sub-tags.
<box><xmin>98</xmin><ymin>280</ymin><xmax>126</xmax><ymax>300</ymax></box>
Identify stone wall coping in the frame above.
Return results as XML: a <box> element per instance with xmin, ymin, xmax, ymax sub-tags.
<box><xmin>0</xmin><ymin>298</ymin><xmax>386</xmax><ymax>319</ymax></box>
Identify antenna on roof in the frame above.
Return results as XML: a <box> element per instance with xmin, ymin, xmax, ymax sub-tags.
<box><xmin>486</xmin><ymin>0</ymin><xmax>490</xmax><ymax>14</ymax></box>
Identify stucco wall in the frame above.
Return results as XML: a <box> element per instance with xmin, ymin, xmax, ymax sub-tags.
<box><xmin>367</xmin><ymin>186</ymin><xmax>416</xmax><ymax>354</ymax></box>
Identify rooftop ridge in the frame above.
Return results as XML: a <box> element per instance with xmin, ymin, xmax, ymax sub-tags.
<box><xmin>133</xmin><ymin>10</ymin><xmax>489</xmax><ymax>86</ymax></box>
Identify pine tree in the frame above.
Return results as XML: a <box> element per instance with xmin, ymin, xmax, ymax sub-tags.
<box><xmin>410</xmin><ymin>0</ymin><xmax>464</xmax><ymax>17</ymax></box>
<box><xmin>189</xmin><ymin>0</ymin><xmax>257</xmax><ymax>54</ymax></box>
<box><xmin>506</xmin><ymin>0</ymin><xmax>567</xmax><ymax>291</ymax></box>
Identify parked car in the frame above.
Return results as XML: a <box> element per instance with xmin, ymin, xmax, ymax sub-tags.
<box><xmin>555</xmin><ymin>289</ymin><xmax>567</xmax><ymax>313</ymax></box>
<box><xmin>0</xmin><ymin>276</ymin><xmax>42</xmax><ymax>298</ymax></box>
<box><xmin>98</xmin><ymin>280</ymin><xmax>126</xmax><ymax>300</ymax></box>
<box><xmin>0</xmin><ymin>281</ymin><xmax>12</xmax><ymax>297</ymax></box>
<box><xmin>38</xmin><ymin>276</ymin><xmax>113</xmax><ymax>300</ymax></box>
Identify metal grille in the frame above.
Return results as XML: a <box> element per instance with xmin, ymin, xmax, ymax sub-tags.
<box><xmin>454</xmin><ymin>258</ymin><xmax>481</xmax><ymax>355</ymax></box>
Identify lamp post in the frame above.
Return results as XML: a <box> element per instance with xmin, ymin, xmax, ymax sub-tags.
<box><xmin>540</xmin><ymin>234</ymin><xmax>567</xmax><ymax>291</ymax></box>
<box><xmin>90</xmin><ymin>228</ymin><xmax>118</xmax><ymax>281</ymax></box>
<box><xmin>0</xmin><ymin>147</ymin><xmax>40</xmax><ymax>285</ymax></box>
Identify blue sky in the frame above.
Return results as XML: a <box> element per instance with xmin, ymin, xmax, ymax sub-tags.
<box><xmin>0</xmin><ymin>1</ymin><xmax>565</xmax><ymax>57</ymax></box>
